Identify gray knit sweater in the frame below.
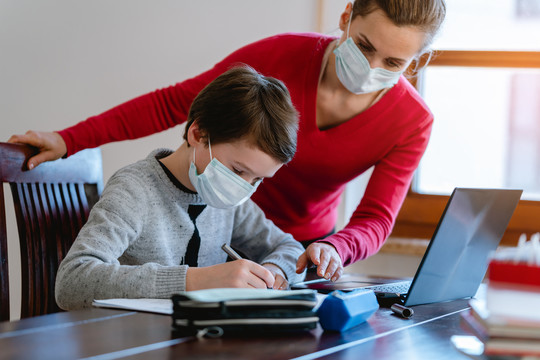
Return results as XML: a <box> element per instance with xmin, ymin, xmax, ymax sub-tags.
<box><xmin>55</xmin><ymin>149</ymin><xmax>306</xmax><ymax>310</ymax></box>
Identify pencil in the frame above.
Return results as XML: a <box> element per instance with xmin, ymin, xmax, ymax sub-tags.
<box><xmin>221</xmin><ymin>243</ymin><xmax>243</xmax><ymax>261</ymax></box>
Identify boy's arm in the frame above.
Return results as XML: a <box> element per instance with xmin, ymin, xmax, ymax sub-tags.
<box><xmin>55</xmin><ymin>173</ymin><xmax>187</xmax><ymax>310</ymax></box>
<box><xmin>230</xmin><ymin>200</ymin><xmax>306</xmax><ymax>285</ymax></box>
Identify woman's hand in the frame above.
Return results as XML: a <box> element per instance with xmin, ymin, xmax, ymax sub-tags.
<box><xmin>296</xmin><ymin>242</ymin><xmax>343</xmax><ymax>282</ymax></box>
<box><xmin>262</xmin><ymin>263</ymin><xmax>289</xmax><ymax>290</ymax></box>
<box><xmin>7</xmin><ymin>131</ymin><xmax>67</xmax><ymax>169</ymax></box>
<box><xmin>186</xmin><ymin>259</ymin><xmax>275</xmax><ymax>291</ymax></box>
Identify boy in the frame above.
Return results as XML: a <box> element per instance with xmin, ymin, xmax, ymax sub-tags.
<box><xmin>55</xmin><ymin>66</ymin><xmax>304</xmax><ymax>310</ymax></box>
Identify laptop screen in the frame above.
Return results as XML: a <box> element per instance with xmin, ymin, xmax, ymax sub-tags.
<box><xmin>404</xmin><ymin>188</ymin><xmax>522</xmax><ymax>306</ymax></box>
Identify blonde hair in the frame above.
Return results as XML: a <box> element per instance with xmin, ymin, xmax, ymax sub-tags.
<box><xmin>351</xmin><ymin>0</ymin><xmax>446</xmax><ymax>52</ymax></box>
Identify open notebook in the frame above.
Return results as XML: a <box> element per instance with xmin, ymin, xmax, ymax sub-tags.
<box><xmin>92</xmin><ymin>293</ymin><xmax>328</xmax><ymax>314</ymax></box>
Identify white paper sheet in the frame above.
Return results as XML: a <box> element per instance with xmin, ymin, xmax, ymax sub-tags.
<box><xmin>92</xmin><ymin>298</ymin><xmax>173</xmax><ymax>315</ymax></box>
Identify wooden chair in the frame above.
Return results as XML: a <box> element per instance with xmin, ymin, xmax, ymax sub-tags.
<box><xmin>0</xmin><ymin>142</ymin><xmax>103</xmax><ymax>320</ymax></box>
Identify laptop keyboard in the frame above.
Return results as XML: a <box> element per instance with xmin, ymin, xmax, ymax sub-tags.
<box><xmin>364</xmin><ymin>281</ymin><xmax>412</xmax><ymax>294</ymax></box>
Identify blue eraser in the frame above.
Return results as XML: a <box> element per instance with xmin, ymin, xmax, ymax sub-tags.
<box><xmin>317</xmin><ymin>289</ymin><xmax>379</xmax><ymax>332</ymax></box>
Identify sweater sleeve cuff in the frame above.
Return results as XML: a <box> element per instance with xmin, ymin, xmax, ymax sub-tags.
<box><xmin>262</xmin><ymin>258</ymin><xmax>305</xmax><ymax>285</ymax></box>
<box><xmin>57</xmin><ymin>129</ymin><xmax>75</xmax><ymax>157</ymax></box>
<box><xmin>153</xmin><ymin>266</ymin><xmax>188</xmax><ymax>298</ymax></box>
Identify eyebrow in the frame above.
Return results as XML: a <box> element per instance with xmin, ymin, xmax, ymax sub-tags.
<box><xmin>359</xmin><ymin>34</ymin><xmax>407</xmax><ymax>65</ymax></box>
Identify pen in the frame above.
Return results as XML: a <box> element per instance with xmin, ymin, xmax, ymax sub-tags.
<box><xmin>221</xmin><ymin>243</ymin><xmax>243</xmax><ymax>261</ymax></box>
<box><xmin>391</xmin><ymin>303</ymin><xmax>414</xmax><ymax>318</ymax></box>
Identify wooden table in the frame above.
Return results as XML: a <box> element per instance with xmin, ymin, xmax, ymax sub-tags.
<box><xmin>0</xmin><ymin>296</ymin><xmax>481</xmax><ymax>360</ymax></box>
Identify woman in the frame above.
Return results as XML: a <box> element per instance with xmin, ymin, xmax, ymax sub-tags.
<box><xmin>9</xmin><ymin>0</ymin><xmax>446</xmax><ymax>282</ymax></box>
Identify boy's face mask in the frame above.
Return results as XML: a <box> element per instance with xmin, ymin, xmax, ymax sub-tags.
<box><xmin>333</xmin><ymin>10</ymin><xmax>404</xmax><ymax>94</ymax></box>
<box><xmin>188</xmin><ymin>138</ymin><xmax>261</xmax><ymax>209</ymax></box>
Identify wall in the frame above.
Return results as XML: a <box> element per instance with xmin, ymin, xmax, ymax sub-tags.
<box><xmin>2</xmin><ymin>0</ymin><xmax>410</xmax><ymax>321</ymax></box>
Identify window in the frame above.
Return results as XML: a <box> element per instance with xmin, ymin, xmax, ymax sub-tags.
<box><xmin>393</xmin><ymin>0</ymin><xmax>540</xmax><ymax>246</ymax></box>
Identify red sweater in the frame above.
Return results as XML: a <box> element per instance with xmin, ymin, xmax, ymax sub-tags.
<box><xmin>59</xmin><ymin>33</ymin><xmax>433</xmax><ymax>266</ymax></box>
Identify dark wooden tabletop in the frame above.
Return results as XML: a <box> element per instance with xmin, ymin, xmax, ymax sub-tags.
<box><xmin>0</xmin><ymin>295</ymin><xmax>483</xmax><ymax>360</ymax></box>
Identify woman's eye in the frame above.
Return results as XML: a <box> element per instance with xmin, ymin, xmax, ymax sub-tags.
<box><xmin>356</xmin><ymin>42</ymin><xmax>372</xmax><ymax>52</ymax></box>
<box><xmin>233</xmin><ymin>168</ymin><xmax>243</xmax><ymax>175</ymax></box>
<box><xmin>386</xmin><ymin>60</ymin><xmax>401</xmax><ymax>69</ymax></box>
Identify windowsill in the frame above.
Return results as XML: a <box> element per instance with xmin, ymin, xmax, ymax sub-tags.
<box><xmin>379</xmin><ymin>237</ymin><xmax>430</xmax><ymax>256</ymax></box>
<box><xmin>379</xmin><ymin>237</ymin><xmax>518</xmax><ymax>257</ymax></box>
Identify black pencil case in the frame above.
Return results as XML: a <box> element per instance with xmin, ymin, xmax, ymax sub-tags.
<box><xmin>171</xmin><ymin>288</ymin><xmax>319</xmax><ymax>337</ymax></box>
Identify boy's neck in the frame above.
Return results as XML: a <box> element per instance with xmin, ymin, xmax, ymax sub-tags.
<box><xmin>159</xmin><ymin>142</ymin><xmax>196</xmax><ymax>192</ymax></box>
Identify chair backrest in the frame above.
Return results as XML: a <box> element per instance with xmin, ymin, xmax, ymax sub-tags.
<box><xmin>0</xmin><ymin>142</ymin><xmax>103</xmax><ymax>320</ymax></box>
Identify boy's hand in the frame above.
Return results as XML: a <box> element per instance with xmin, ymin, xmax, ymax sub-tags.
<box><xmin>296</xmin><ymin>242</ymin><xmax>343</xmax><ymax>282</ymax></box>
<box><xmin>262</xmin><ymin>263</ymin><xmax>288</xmax><ymax>290</ymax></box>
<box><xmin>186</xmin><ymin>259</ymin><xmax>275</xmax><ymax>291</ymax></box>
<box><xmin>7</xmin><ymin>131</ymin><xmax>67</xmax><ymax>170</ymax></box>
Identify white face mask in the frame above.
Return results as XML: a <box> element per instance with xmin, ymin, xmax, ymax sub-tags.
<box><xmin>188</xmin><ymin>138</ymin><xmax>261</xmax><ymax>209</ymax></box>
<box><xmin>333</xmin><ymin>10</ymin><xmax>404</xmax><ymax>94</ymax></box>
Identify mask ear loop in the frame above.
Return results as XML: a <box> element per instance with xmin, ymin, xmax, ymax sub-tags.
<box><xmin>346</xmin><ymin>8</ymin><xmax>353</xmax><ymax>38</ymax></box>
<box><xmin>207</xmin><ymin>136</ymin><xmax>213</xmax><ymax>160</ymax></box>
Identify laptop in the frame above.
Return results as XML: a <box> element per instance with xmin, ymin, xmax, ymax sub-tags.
<box><xmin>291</xmin><ymin>188</ymin><xmax>523</xmax><ymax>307</ymax></box>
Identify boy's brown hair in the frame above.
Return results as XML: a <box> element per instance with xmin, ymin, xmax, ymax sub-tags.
<box><xmin>183</xmin><ymin>65</ymin><xmax>299</xmax><ymax>164</ymax></box>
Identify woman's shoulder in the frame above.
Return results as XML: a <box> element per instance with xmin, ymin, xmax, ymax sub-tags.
<box><xmin>253</xmin><ymin>32</ymin><xmax>333</xmax><ymax>45</ymax></box>
<box><xmin>232</xmin><ymin>32</ymin><xmax>335</xmax><ymax>58</ymax></box>
<box><xmin>217</xmin><ymin>32</ymin><xmax>335</xmax><ymax>77</ymax></box>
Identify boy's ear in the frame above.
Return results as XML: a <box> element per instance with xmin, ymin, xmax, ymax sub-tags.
<box><xmin>338</xmin><ymin>2</ymin><xmax>353</xmax><ymax>31</ymax></box>
<box><xmin>186</xmin><ymin>120</ymin><xmax>206</xmax><ymax>146</ymax></box>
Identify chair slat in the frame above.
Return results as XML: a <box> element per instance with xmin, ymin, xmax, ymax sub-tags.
<box><xmin>28</xmin><ymin>183</ymin><xmax>43</xmax><ymax>318</ymax></box>
<box><xmin>52</xmin><ymin>183</ymin><xmax>70</xmax><ymax>257</ymax></box>
<box><xmin>13</xmin><ymin>183</ymin><xmax>37</xmax><ymax>319</ymax></box>
<box><xmin>0</xmin><ymin>185</ymin><xmax>9</xmax><ymax>322</ymax></box>
<box><xmin>68</xmin><ymin>183</ymin><xmax>84</xmax><ymax>237</ymax></box>
<box><xmin>45</xmin><ymin>184</ymin><xmax>63</xmax><ymax>269</ymax></box>
<box><xmin>36</xmin><ymin>182</ymin><xmax>59</xmax><ymax>315</ymax></box>
<box><xmin>32</xmin><ymin>183</ymin><xmax>52</xmax><ymax>316</ymax></box>
<box><xmin>47</xmin><ymin>183</ymin><xmax>70</xmax><ymax>314</ymax></box>
<box><xmin>77</xmin><ymin>183</ymin><xmax>91</xmax><ymax>223</ymax></box>
<box><xmin>60</xmin><ymin>184</ymin><xmax>77</xmax><ymax>244</ymax></box>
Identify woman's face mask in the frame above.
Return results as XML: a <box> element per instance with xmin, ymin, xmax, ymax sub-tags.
<box><xmin>333</xmin><ymin>10</ymin><xmax>405</xmax><ymax>94</ymax></box>
<box><xmin>188</xmin><ymin>138</ymin><xmax>261</xmax><ymax>209</ymax></box>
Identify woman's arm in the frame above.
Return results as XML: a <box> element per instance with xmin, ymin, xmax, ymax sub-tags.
<box><xmin>322</xmin><ymin>115</ymin><xmax>433</xmax><ymax>266</ymax></box>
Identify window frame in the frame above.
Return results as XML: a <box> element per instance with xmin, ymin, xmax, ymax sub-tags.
<box><xmin>394</xmin><ymin>50</ymin><xmax>540</xmax><ymax>246</ymax></box>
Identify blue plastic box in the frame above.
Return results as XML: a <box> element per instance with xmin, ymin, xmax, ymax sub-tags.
<box><xmin>317</xmin><ymin>289</ymin><xmax>379</xmax><ymax>332</ymax></box>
